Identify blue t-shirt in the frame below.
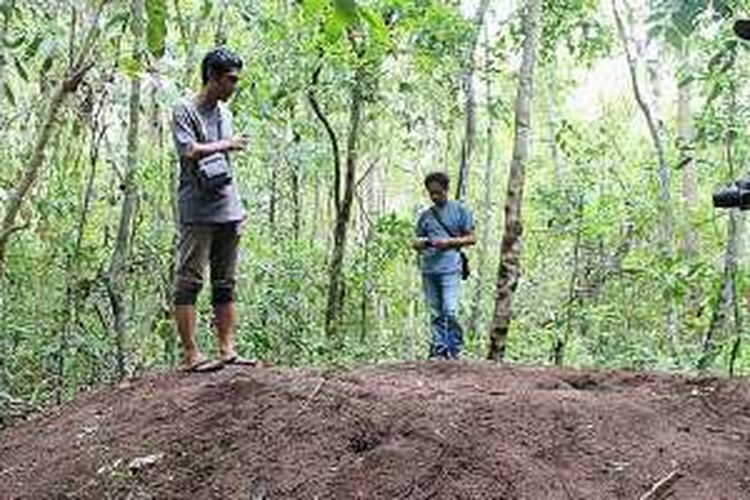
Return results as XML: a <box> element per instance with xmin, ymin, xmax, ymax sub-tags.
<box><xmin>415</xmin><ymin>200</ymin><xmax>475</xmax><ymax>275</ymax></box>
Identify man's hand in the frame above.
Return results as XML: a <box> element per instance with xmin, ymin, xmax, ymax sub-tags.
<box><xmin>225</xmin><ymin>135</ymin><xmax>249</xmax><ymax>152</ymax></box>
<box><xmin>185</xmin><ymin>135</ymin><xmax>249</xmax><ymax>161</ymax></box>
<box><xmin>413</xmin><ymin>237</ymin><xmax>430</xmax><ymax>251</ymax></box>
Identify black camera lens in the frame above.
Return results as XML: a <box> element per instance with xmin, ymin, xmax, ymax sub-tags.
<box><xmin>735</xmin><ymin>19</ymin><xmax>750</xmax><ymax>40</ymax></box>
<box><xmin>713</xmin><ymin>180</ymin><xmax>750</xmax><ymax>209</ymax></box>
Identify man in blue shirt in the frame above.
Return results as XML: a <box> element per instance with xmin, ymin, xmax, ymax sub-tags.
<box><xmin>413</xmin><ymin>172</ymin><xmax>476</xmax><ymax>359</ymax></box>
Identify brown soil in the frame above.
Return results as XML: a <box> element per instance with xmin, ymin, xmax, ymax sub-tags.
<box><xmin>1</xmin><ymin>361</ymin><xmax>750</xmax><ymax>499</ymax></box>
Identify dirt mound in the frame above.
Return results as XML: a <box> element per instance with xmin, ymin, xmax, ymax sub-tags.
<box><xmin>1</xmin><ymin>361</ymin><xmax>750</xmax><ymax>499</ymax></box>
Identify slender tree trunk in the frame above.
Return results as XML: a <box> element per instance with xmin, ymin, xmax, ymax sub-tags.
<box><xmin>677</xmin><ymin>66</ymin><xmax>698</xmax><ymax>256</ymax></box>
<box><xmin>613</xmin><ymin>0</ymin><xmax>678</xmax><ymax>355</ymax></box>
<box><xmin>699</xmin><ymin>212</ymin><xmax>742</xmax><ymax>371</ymax></box>
<box><xmin>0</xmin><ymin>2</ymin><xmax>10</xmax><ymax>85</ymax></box>
<box><xmin>467</xmin><ymin>26</ymin><xmax>495</xmax><ymax>340</ymax></box>
<box><xmin>360</xmin><ymin>229</ymin><xmax>371</xmax><ymax>342</ymax></box>
<box><xmin>699</xmin><ymin>104</ymin><xmax>743</xmax><ymax>371</ymax></box>
<box><xmin>728</xmin><ymin>239</ymin><xmax>742</xmax><ymax>376</ymax></box>
<box><xmin>269</xmin><ymin>159</ymin><xmax>278</xmax><ymax>232</ymax></box>
<box><xmin>545</xmin><ymin>62</ymin><xmax>563</xmax><ymax>182</ymax></box>
<box><xmin>487</xmin><ymin>0</ymin><xmax>542</xmax><ymax>361</ymax></box>
<box><xmin>612</xmin><ymin>0</ymin><xmax>673</xmax><ymax>248</ymax></box>
<box><xmin>312</xmin><ymin>170</ymin><xmax>322</xmax><ymax>244</ymax></box>
<box><xmin>291</xmin><ymin>162</ymin><xmax>301</xmax><ymax>242</ymax></box>
<box><xmin>55</xmin><ymin>125</ymin><xmax>83</xmax><ymax>405</ymax></box>
<box><xmin>455</xmin><ymin>0</ymin><xmax>491</xmax><ymax>201</ymax></box>
<box><xmin>290</xmin><ymin>117</ymin><xmax>302</xmax><ymax>242</ymax></box>
<box><xmin>324</xmin><ymin>69</ymin><xmax>365</xmax><ymax>341</ymax></box>
<box><xmin>105</xmin><ymin>0</ymin><xmax>144</xmax><ymax>381</ymax></box>
<box><xmin>729</xmin><ymin>290</ymin><xmax>742</xmax><ymax>376</ymax></box>
<box><xmin>545</xmin><ymin>57</ymin><xmax>569</xmax><ymax>364</ymax></box>
<box><xmin>555</xmin><ymin>197</ymin><xmax>583</xmax><ymax>366</ymax></box>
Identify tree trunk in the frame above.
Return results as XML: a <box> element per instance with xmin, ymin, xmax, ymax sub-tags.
<box><xmin>613</xmin><ymin>0</ymin><xmax>678</xmax><ymax>356</ymax></box>
<box><xmin>0</xmin><ymin>2</ymin><xmax>10</xmax><ymax>85</ymax></box>
<box><xmin>729</xmin><ymin>292</ymin><xmax>742</xmax><ymax>376</ymax></box>
<box><xmin>290</xmin><ymin>115</ymin><xmax>302</xmax><ymax>242</ymax></box>
<box><xmin>269</xmin><ymin>159</ymin><xmax>278</xmax><ymax>232</ymax></box>
<box><xmin>698</xmin><ymin>211</ymin><xmax>742</xmax><ymax>371</ymax></box>
<box><xmin>312</xmin><ymin>170</ymin><xmax>322</xmax><ymax>243</ymax></box>
<box><xmin>487</xmin><ymin>0</ymin><xmax>542</xmax><ymax>361</ymax></box>
<box><xmin>105</xmin><ymin>0</ymin><xmax>144</xmax><ymax>381</ymax></box>
<box><xmin>455</xmin><ymin>0</ymin><xmax>491</xmax><ymax>201</ymax></box>
<box><xmin>677</xmin><ymin>68</ymin><xmax>698</xmax><ymax>256</ymax></box>
<box><xmin>612</xmin><ymin>0</ymin><xmax>673</xmax><ymax>249</ymax></box>
<box><xmin>467</xmin><ymin>25</ymin><xmax>495</xmax><ymax>340</ymax></box>
<box><xmin>699</xmin><ymin>107</ymin><xmax>743</xmax><ymax>372</ymax></box>
<box><xmin>324</xmin><ymin>69</ymin><xmax>365</xmax><ymax>341</ymax></box>
<box><xmin>544</xmin><ymin>62</ymin><xmax>563</xmax><ymax>182</ymax></box>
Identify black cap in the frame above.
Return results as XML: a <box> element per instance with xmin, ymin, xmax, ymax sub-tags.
<box><xmin>734</xmin><ymin>19</ymin><xmax>750</xmax><ymax>40</ymax></box>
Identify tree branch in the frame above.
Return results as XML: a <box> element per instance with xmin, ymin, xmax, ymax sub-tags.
<box><xmin>638</xmin><ymin>469</ymin><xmax>683</xmax><ymax>500</ymax></box>
<box><xmin>307</xmin><ymin>63</ymin><xmax>342</xmax><ymax>213</ymax></box>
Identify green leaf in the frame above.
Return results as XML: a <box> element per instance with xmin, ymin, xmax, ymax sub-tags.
<box><xmin>302</xmin><ymin>0</ymin><xmax>328</xmax><ymax>18</ymax></box>
<box><xmin>120</xmin><ymin>56</ymin><xmax>142</xmax><ymax>78</ymax></box>
<box><xmin>3</xmin><ymin>34</ymin><xmax>25</xmax><ymax>49</ymax></box>
<box><xmin>40</xmin><ymin>55</ymin><xmax>54</xmax><ymax>75</ymax></box>
<box><xmin>360</xmin><ymin>7</ymin><xmax>389</xmax><ymax>47</ymax></box>
<box><xmin>3</xmin><ymin>82</ymin><xmax>15</xmax><ymax>107</ymax></box>
<box><xmin>706</xmin><ymin>81</ymin><xmax>723</xmax><ymax>105</ymax></box>
<box><xmin>145</xmin><ymin>0</ymin><xmax>168</xmax><ymax>58</ymax></box>
<box><xmin>106</xmin><ymin>10</ymin><xmax>130</xmax><ymax>31</ymax></box>
<box><xmin>677</xmin><ymin>73</ymin><xmax>696</xmax><ymax>88</ymax></box>
<box><xmin>324</xmin><ymin>9</ymin><xmax>348</xmax><ymax>43</ymax></box>
<box><xmin>13</xmin><ymin>56</ymin><xmax>27</xmax><ymax>81</ymax></box>
<box><xmin>24</xmin><ymin>33</ymin><xmax>44</xmax><ymax>59</ymax></box>
<box><xmin>201</xmin><ymin>0</ymin><xmax>213</xmax><ymax>19</ymax></box>
<box><xmin>334</xmin><ymin>0</ymin><xmax>357</xmax><ymax>23</ymax></box>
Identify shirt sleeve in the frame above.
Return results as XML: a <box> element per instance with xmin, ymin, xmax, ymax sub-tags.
<box><xmin>172</xmin><ymin>103</ymin><xmax>198</xmax><ymax>159</ymax></box>
<box><xmin>461</xmin><ymin>205</ymin><xmax>475</xmax><ymax>233</ymax></box>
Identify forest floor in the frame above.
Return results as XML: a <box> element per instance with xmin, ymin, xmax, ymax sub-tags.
<box><xmin>1</xmin><ymin>360</ymin><xmax>750</xmax><ymax>499</ymax></box>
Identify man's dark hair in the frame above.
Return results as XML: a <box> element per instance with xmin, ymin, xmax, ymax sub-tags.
<box><xmin>424</xmin><ymin>171</ymin><xmax>450</xmax><ymax>190</ymax></box>
<box><xmin>201</xmin><ymin>47</ymin><xmax>243</xmax><ymax>85</ymax></box>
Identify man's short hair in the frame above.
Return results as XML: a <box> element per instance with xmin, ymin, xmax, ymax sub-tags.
<box><xmin>201</xmin><ymin>47</ymin><xmax>244</xmax><ymax>84</ymax></box>
<box><xmin>424</xmin><ymin>171</ymin><xmax>450</xmax><ymax>190</ymax></box>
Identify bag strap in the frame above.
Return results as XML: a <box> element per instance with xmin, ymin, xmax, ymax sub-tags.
<box><xmin>430</xmin><ymin>206</ymin><xmax>457</xmax><ymax>238</ymax></box>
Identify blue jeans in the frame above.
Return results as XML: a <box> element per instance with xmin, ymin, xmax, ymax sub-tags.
<box><xmin>422</xmin><ymin>271</ymin><xmax>463</xmax><ymax>359</ymax></box>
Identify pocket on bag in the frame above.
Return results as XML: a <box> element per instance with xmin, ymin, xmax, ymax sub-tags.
<box><xmin>196</xmin><ymin>153</ymin><xmax>232</xmax><ymax>194</ymax></box>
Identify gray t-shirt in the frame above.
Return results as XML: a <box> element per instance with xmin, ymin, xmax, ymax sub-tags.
<box><xmin>171</xmin><ymin>98</ymin><xmax>246</xmax><ymax>224</ymax></box>
<box><xmin>415</xmin><ymin>200</ymin><xmax>475</xmax><ymax>275</ymax></box>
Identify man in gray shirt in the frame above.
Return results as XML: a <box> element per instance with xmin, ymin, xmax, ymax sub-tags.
<box><xmin>413</xmin><ymin>172</ymin><xmax>476</xmax><ymax>359</ymax></box>
<box><xmin>171</xmin><ymin>47</ymin><xmax>254</xmax><ymax>372</ymax></box>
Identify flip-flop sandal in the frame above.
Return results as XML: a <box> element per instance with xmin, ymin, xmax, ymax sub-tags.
<box><xmin>222</xmin><ymin>356</ymin><xmax>258</xmax><ymax>367</ymax></box>
<box><xmin>183</xmin><ymin>358</ymin><xmax>225</xmax><ymax>373</ymax></box>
